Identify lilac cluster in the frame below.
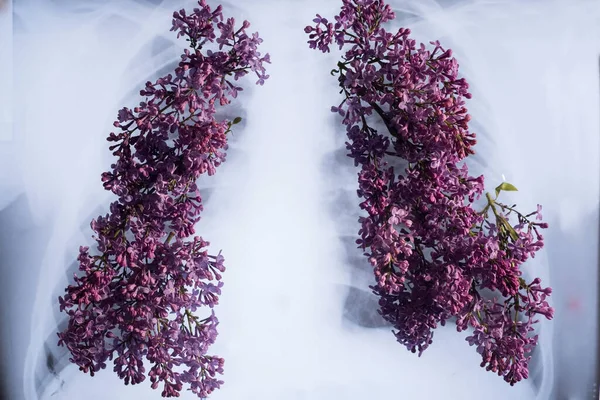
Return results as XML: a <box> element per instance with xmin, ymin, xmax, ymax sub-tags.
<box><xmin>306</xmin><ymin>0</ymin><xmax>553</xmax><ymax>385</ymax></box>
<box><xmin>57</xmin><ymin>1</ymin><xmax>269</xmax><ymax>397</ymax></box>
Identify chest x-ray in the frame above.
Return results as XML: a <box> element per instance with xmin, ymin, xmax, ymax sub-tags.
<box><xmin>0</xmin><ymin>0</ymin><xmax>599</xmax><ymax>399</ymax></box>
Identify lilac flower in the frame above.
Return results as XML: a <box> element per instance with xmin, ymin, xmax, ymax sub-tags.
<box><xmin>306</xmin><ymin>0</ymin><xmax>553</xmax><ymax>385</ymax></box>
<box><xmin>57</xmin><ymin>1</ymin><xmax>269</xmax><ymax>397</ymax></box>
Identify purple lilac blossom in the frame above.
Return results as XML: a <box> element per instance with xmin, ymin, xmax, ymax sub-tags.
<box><xmin>306</xmin><ymin>0</ymin><xmax>553</xmax><ymax>386</ymax></box>
<box><xmin>57</xmin><ymin>1</ymin><xmax>270</xmax><ymax>397</ymax></box>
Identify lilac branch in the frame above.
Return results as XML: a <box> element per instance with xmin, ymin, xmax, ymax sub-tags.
<box><xmin>57</xmin><ymin>1</ymin><xmax>270</xmax><ymax>397</ymax></box>
<box><xmin>306</xmin><ymin>0</ymin><xmax>553</xmax><ymax>386</ymax></box>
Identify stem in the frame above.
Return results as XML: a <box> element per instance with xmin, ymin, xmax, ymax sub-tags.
<box><xmin>165</xmin><ymin>232</ymin><xmax>175</xmax><ymax>245</ymax></box>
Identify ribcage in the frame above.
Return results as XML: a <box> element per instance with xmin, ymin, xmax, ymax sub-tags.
<box><xmin>5</xmin><ymin>1</ymin><xmax>600</xmax><ymax>400</ymax></box>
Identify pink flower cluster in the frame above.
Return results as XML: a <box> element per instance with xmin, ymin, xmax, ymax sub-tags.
<box><xmin>57</xmin><ymin>1</ymin><xmax>269</xmax><ymax>397</ymax></box>
<box><xmin>306</xmin><ymin>0</ymin><xmax>553</xmax><ymax>385</ymax></box>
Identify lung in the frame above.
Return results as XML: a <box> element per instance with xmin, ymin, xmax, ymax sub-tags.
<box><xmin>3</xmin><ymin>0</ymin><xmax>599</xmax><ymax>400</ymax></box>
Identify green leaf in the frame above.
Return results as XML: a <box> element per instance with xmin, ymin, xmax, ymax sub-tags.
<box><xmin>495</xmin><ymin>182</ymin><xmax>519</xmax><ymax>197</ymax></box>
<box><xmin>232</xmin><ymin>117</ymin><xmax>242</xmax><ymax>125</ymax></box>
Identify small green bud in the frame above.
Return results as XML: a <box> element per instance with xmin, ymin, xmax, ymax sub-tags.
<box><xmin>518</xmin><ymin>277</ymin><xmax>528</xmax><ymax>289</ymax></box>
<box><xmin>495</xmin><ymin>182</ymin><xmax>518</xmax><ymax>197</ymax></box>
